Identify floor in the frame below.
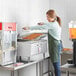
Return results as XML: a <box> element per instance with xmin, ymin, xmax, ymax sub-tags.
<box><xmin>44</xmin><ymin>72</ymin><xmax>76</xmax><ymax>76</ymax></box>
<box><xmin>48</xmin><ymin>72</ymin><xmax>76</xmax><ymax>76</ymax></box>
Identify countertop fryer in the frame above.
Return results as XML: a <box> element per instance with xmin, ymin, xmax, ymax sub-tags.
<box><xmin>0</xmin><ymin>22</ymin><xmax>17</xmax><ymax>65</ymax></box>
<box><xmin>17</xmin><ymin>30</ymin><xmax>48</xmax><ymax>62</ymax></box>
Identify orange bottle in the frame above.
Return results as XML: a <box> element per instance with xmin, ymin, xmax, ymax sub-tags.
<box><xmin>69</xmin><ymin>28</ymin><xmax>76</xmax><ymax>39</ymax></box>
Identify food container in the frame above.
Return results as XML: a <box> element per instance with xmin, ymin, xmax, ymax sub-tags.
<box><xmin>69</xmin><ymin>21</ymin><xmax>76</xmax><ymax>39</ymax></box>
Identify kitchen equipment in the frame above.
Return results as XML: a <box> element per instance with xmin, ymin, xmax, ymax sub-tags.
<box><xmin>17</xmin><ymin>30</ymin><xmax>48</xmax><ymax>62</ymax></box>
<box><xmin>0</xmin><ymin>22</ymin><xmax>17</xmax><ymax>65</ymax></box>
<box><xmin>69</xmin><ymin>21</ymin><xmax>76</xmax><ymax>39</ymax></box>
<box><xmin>69</xmin><ymin>21</ymin><xmax>76</xmax><ymax>66</ymax></box>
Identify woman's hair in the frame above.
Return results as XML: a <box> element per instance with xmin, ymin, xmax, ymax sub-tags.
<box><xmin>46</xmin><ymin>9</ymin><xmax>61</xmax><ymax>26</ymax></box>
<box><xmin>56</xmin><ymin>16</ymin><xmax>61</xmax><ymax>26</ymax></box>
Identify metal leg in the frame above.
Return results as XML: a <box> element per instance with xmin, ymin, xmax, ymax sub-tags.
<box><xmin>48</xmin><ymin>58</ymin><xmax>54</xmax><ymax>76</ymax></box>
<box><xmin>51</xmin><ymin>71</ymin><xmax>54</xmax><ymax>76</ymax></box>
<box><xmin>48</xmin><ymin>59</ymin><xmax>50</xmax><ymax>76</ymax></box>
<box><xmin>42</xmin><ymin>61</ymin><xmax>43</xmax><ymax>76</ymax></box>
<box><xmin>66</xmin><ymin>71</ymin><xmax>69</xmax><ymax>76</ymax></box>
<box><xmin>39</xmin><ymin>61</ymin><xmax>43</xmax><ymax>76</ymax></box>
<box><xmin>17</xmin><ymin>70</ymin><xmax>19</xmax><ymax>76</ymax></box>
<box><xmin>11</xmin><ymin>70</ymin><xmax>19</xmax><ymax>76</ymax></box>
<box><xmin>11</xmin><ymin>71</ymin><xmax>14</xmax><ymax>76</ymax></box>
<box><xmin>36</xmin><ymin>63</ymin><xmax>38</xmax><ymax>76</ymax></box>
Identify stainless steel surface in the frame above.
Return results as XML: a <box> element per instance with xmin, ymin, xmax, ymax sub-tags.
<box><xmin>0</xmin><ymin>58</ymin><xmax>46</xmax><ymax>70</ymax></box>
<box><xmin>61</xmin><ymin>63</ymin><xmax>76</xmax><ymax>76</ymax></box>
<box><xmin>17</xmin><ymin>31</ymin><xmax>48</xmax><ymax>61</ymax></box>
<box><xmin>0</xmin><ymin>23</ymin><xmax>17</xmax><ymax>65</ymax></box>
<box><xmin>17</xmin><ymin>40</ymin><xmax>48</xmax><ymax>59</ymax></box>
<box><xmin>39</xmin><ymin>61</ymin><xmax>43</xmax><ymax>76</ymax></box>
<box><xmin>11</xmin><ymin>71</ymin><xmax>14</xmax><ymax>76</ymax></box>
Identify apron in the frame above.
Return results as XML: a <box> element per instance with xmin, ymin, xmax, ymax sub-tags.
<box><xmin>48</xmin><ymin>34</ymin><xmax>60</xmax><ymax>63</ymax></box>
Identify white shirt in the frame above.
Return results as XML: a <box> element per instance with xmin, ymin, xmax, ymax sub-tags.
<box><xmin>30</xmin><ymin>21</ymin><xmax>61</xmax><ymax>40</ymax></box>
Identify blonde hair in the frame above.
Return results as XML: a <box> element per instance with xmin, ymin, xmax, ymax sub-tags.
<box><xmin>46</xmin><ymin>9</ymin><xmax>61</xmax><ymax>26</ymax></box>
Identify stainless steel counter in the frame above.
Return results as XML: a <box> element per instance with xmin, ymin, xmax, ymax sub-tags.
<box><xmin>0</xmin><ymin>58</ymin><xmax>48</xmax><ymax>76</ymax></box>
<box><xmin>61</xmin><ymin>63</ymin><xmax>76</xmax><ymax>76</ymax></box>
<box><xmin>0</xmin><ymin>59</ymin><xmax>44</xmax><ymax>71</ymax></box>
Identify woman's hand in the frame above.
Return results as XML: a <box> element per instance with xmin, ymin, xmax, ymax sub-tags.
<box><xmin>38</xmin><ymin>22</ymin><xmax>44</xmax><ymax>25</ymax></box>
<box><xmin>22</xmin><ymin>27</ymin><xmax>29</xmax><ymax>30</ymax></box>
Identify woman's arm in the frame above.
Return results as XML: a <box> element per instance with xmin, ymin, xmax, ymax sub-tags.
<box><xmin>22</xmin><ymin>22</ymin><xmax>50</xmax><ymax>30</ymax></box>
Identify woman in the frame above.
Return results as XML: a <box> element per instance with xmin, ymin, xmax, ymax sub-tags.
<box><xmin>23</xmin><ymin>9</ymin><xmax>62</xmax><ymax>76</ymax></box>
